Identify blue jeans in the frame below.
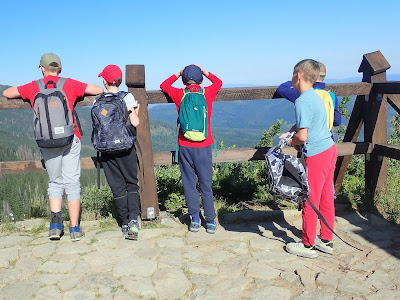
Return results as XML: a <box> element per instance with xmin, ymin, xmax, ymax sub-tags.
<box><xmin>178</xmin><ymin>146</ymin><xmax>216</xmax><ymax>222</ymax></box>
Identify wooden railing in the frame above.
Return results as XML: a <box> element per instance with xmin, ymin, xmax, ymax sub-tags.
<box><xmin>1</xmin><ymin>50</ymin><xmax>400</xmax><ymax>219</ymax></box>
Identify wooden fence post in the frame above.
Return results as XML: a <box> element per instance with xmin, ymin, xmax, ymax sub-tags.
<box><xmin>359</xmin><ymin>51</ymin><xmax>390</xmax><ymax>201</ymax></box>
<box><xmin>125</xmin><ymin>65</ymin><xmax>159</xmax><ymax>220</ymax></box>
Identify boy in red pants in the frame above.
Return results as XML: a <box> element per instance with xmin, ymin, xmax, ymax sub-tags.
<box><xmin>282</xmin><ymin>59</ymin><xmax>337</xmax><ymax>258</ymax></box>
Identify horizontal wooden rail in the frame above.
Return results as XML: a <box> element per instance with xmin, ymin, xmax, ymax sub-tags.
<box><xmin>374</xmin><ymin>143</ymin><xmax>400</xmax><ymax>160</ymax></box>
<box><xmin>0</xmin><ymin>82</ymin><xmax>372</xmax><ymax>109</ymax></box>
<box><xmin>373</xmin><ymin>82</ymin><xmax>400</xmax><ymax>94</ymax></box>
<box><xmin>0</xmin><ymin>95</ymin><xmax>96</xmax><ymax>110</ymax></box>
<box><xmin>146</xmin><ymin>82</ymin><xmax>372</xmax><ymax>104</ymax></box>
<box><xmin>0</xmin><ymin>142</ymin><xmax>371</xmax><ymax>174</ymax></box>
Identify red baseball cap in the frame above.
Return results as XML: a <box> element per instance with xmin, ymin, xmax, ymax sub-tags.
<box><xmin>98</xmin><ymin>64</ymin><xmax>123</xmax><ymax>84</ymax></box>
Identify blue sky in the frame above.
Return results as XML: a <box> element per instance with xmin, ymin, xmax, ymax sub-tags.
<box><xmin>1</xmin><ymin>0</ymin><xmax>399</xmax><ymax>90</ymax></box>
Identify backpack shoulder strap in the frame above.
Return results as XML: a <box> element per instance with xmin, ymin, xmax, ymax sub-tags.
<box><xmin>56</xmin><ymin>77</ymin><xmax>67</xmax><ymax>90</ymax></box>
<box><xmin>36</xmin><ymin>79</ymin><xmax>45</xmax><ymax>91</ymax></box>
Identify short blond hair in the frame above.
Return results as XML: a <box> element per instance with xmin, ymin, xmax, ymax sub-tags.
<box><xmin>294</xmin><ymin>59</ymin><xmax>320</xmax><ymax>83</ymax></box>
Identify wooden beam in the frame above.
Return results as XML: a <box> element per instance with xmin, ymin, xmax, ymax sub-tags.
<box><xmin>0</xmin><ymin>82</ymin><xmax>373</xmax><ymax>108</ymax></box>
<box><xmin>373</xmin><ymin>82</ymin><xmax>400</xmax><ymax>94</ymax></box>
<box><xmin>334</xmin><ymin>95</ymin><xmax>365</xmax><ymax>192</ymax></box>
<box><xmin>387</xmin><ymin>94</ymin><xmax>400</xmax><ymax>114</ymax></box>
<box><xmin>0</xmin><ymin>142</ymin><xmax>372</xmax><ymax>174</ymax></box>
<box><xmin>374</xmin><ymin>144</ymin><xmax>400</xmax><ymax>160</ymax></box>
<box><xmin>126</xmin><ymin>65</ymin><xmax>159</xmax><ymax>220</ymax></box>
<box><xmin>145</xmin><ymin>82</ymin><xmax>372</xmax><ymax>105</ymax></box>
<box><xmin>360</xmin><ymin>51</ymin><xmax>389</xmax><ymax>198</ymax></box>
<box><xmin>0</xmin><ymin>95</ymin><xmax>97</xmax><ymax>109</ymax></box>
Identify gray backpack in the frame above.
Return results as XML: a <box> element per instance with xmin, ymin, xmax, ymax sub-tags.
<box><xmin>32</xmin><ymin>78</ymin><xmax>75</xmax><ymax>148</ymax></box>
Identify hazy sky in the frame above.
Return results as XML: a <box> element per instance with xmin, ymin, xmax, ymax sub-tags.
<box><xmin>1</xmin><ymin>0</ymin><xmax>399</xmax><ymax>90</ymax></box>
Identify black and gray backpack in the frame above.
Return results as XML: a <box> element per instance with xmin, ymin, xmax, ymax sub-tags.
<box><xmin>265</xmin><ymin>131</ymin><xmax>309</xmax><ymax>208</ymax></box>
<box><xmin>32</xmin><ymin>78</ymin><xmax>75</xmax><ymax>148</ymax></box>
<box><xmin>91</xmin><ymin>91</ymin><xmax>136</xmax><ymax>153</ymax></box>
<box><xmin>265</xmin><ymin>131</ymin><xmax>362</xmax><ymax>251</ymax></box>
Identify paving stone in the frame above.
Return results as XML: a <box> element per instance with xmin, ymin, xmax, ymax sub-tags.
<box><xmin>153</xmin><ymin>267</ymin><xmax>192</xmax><ymax>299</ymax></box>
<box><xmin>0</xmin><ymin>268</ymin><xmax>20</xmax><ymax>287</ymax></box>
<box><xmin>55</xmin><ymin>242</ymin><xmax>91</xmax><ymax>255</ymax></box>
<box><xmin>209</xmin><ymin>277</ymin><xmax>252</xmax><ymax>298</ymax></box>
<box><xmin>157</xmin><ymin>236</ymin><xmax>184</xmax><ymax>248</ymax></box>
<box><xmin>351</xmin><ymin>258</ymin><xmax>376</xmax><ymax>273</ymax></box>
<box><xmin>365</xmin><ymin>269</ymin><xmax>396</xmax><ymax>290</ymax></box>
<box><xmin>292</xmin><ymin>291</ymin><xmax>338</xmax><ymax>300</ymax></box>
<box><xmin>203</xmin><ymin>249</ymin><xmax>235</xmax><ymax>264</ymax></box>
<box><xmin>280</xmin><ymin>270</ymin><xmax>301</xmax><ymax>284</ymax></box>
<box><xmin>379</xmin><ymin>255</ymin><xmax>400</xmax><ymax>270</ymax></box>
<box><xmin>366</xmin><ymin>248</ymin><xmax>392</xmax><ymax>261</ymax></box>
<box><xmin>296</xmin><ymin>269</ymin><xmax>316</xmax><ymax>289</ymax></box>
<box><xmin>63</xmin><ymin>288</ymin><xmax>96</xmax><ymax>300</ymax></box>
<box><xmin>78</xmin><ymin>273</ymin><xmax>116</xmax><ymax>295</ymax></box>
<box><xmin>0</xmin><ymin>235</ymin><xmax>31</xmax><ymax>249</ymax></box>
<box><xmin>186</xmin><ymin>261</ymin><xmax>218</xmax><ymax>275</ymax></box>
<box><xmin>32</xmin><ymin>243</ymin><xmax>57</xmax><ymax>259</ymax></box>
<box><xmin>222</xmin><ymin>240</ymin><xmax>248</xmax><ymax>255</ymax></box>
<box><xmin>245</xmin><ymin>285</ymin><xmax>291</xmax><ymax>300</ymax></box>
<box><xmin>245</xmin><ymin>261</ymin><xmax>281</xmax><ymax>280</ymax></box>
<box><xmin>158</xmin><ymin>248</ymin><xmax>183</xmax><ymax>269</ymax></box>
<box><xmin>251</xmin><ymin>250</ymin><xmax>297</xmax><ymax>263</ymax></box>
<box><xmin>249</xmin><ymin>237</ymin><xmax>285</xmax><ymax>251</ymax></box>
<box><xmin>15</xmin><ymin>256</ymin><xmax>42</xmax><ymax>279</ymax></box>
<box><xmin>366</xmin><ymin>289</ymin><xmax>400</xmax><ymax>299</ymax></box>
<box><xmin>0</xmin><ymin>246</ymin><xmax>19</xmax><ymax>268</ymax></box>
<box><xmin>33</xmin><ymin>274</ymin><xmax>65</xmax><ymax>285</ymax></box>
<box><xmin>57</xmin><ymin>277</ymin><xmax>81</xmax><ymax>292</ymax></box>
<box><xmin>135</xmin><ymin>246</ymin><xmax>163</xmax><ymax>260</ymax></box>
<box><xmin>337</xmin><ymin>277</ymin><xmax>372</xmax><ymax>296</ymax></box>
<box><xmin>113</xmin><ymin>256</ymin><xmax>157</xmax><ymax>277</ymax></box>
<box><xmin>34</xmin><ymin>285</ymin><xmax>61</xmax><ymax>300</ymax></box>
<box><xmin>38</xmin><ymin>260</ymin><xmax>75</xmax><ymax>274</ymax></box>
<box><xmin>218</xmin><ymin>257</ymin><xmax>251</xmax><ymax>279</ymax></box>
<box><xmin>0</xmin><ymin>281</ymin><xmax>41</xmax><ymax>300</ymax></box>
<box><xmin>315</xmin><ymin>271</ymin><xmax>342</xmax><ymax>289</ymax></box>
<box><xmin>120</xmin><ymin>276</ymin><xmax>157</xmax><ymax>299</ymax></box>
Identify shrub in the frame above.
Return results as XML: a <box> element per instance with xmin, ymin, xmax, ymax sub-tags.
<box><xmin>81</xmin><ymin>185</ymin><xmax>115</xmax><ymax>220</ymax></box>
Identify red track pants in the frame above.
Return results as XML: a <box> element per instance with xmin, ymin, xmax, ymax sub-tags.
<box><xmin>302</xmin><ymin>145</ymin><xmax>337</xmax><ymax>246</ymax></box>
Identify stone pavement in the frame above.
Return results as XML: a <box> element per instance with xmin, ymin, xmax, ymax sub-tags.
<box><xmin>1</xmin><ymin>204</ymin><xmax>400</xmax><ymax>299</ymax></box>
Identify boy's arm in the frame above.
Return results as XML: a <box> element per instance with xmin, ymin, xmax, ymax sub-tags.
<box><xmin>160</xmin><ymin>74</ymin><xmax>183</xmax><ymax>103</ymax></box>
<box><xmin>84</xmin><ymin>84</ymin><xmax>103</xmax><ymax>96</ymax></box>
<box><xmin>203</xmin><ymin>72</ymin><xmax>222</xmax><ymax>100</ymax></box>
<box><xmin>2</xmin><ymin>87</ymin><xmax>21</xmax><ymax>99</ymax></box>
<box><xmin>277</xmin><ymin>81</ymin><xmax>300</xmax><ymax>103</ymax></box>
<box><xmin>333</xmin><ymin>94</ymin><xmax>342</xmax><ymax>126</ymax></box>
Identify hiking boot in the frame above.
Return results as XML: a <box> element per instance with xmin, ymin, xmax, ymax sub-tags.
<box><xmin>315</xmin><ymin>236</ymin><xmax>334</xmax><ymax>255</ymax></box>
<box><xmin>126</xmin><ymin>220</ymin><xmax>139</xmax><ymax>240</ymax></box>
<box><xmin>206</xmin><ymin>222</ymin><xmax>217</xmax><ymax>234</ymax></box>
<box><xmin>285</xmin><ymin>242</ymin><xmax>318</xmax><ymax>259</ymax></box>
<box><xmin>189</xmin><ymin>221</ymin><xmax>201</xmax><ymax>232</ymax></box>
<box><xmin>69</xmin><ymin>226</ymin><xmax>84</xmax><ymax>242</ymax></box>
<box><xmin>49</xmin><ymin>223</ymin><xmax>63</xmax><ymax>240</ymax></box>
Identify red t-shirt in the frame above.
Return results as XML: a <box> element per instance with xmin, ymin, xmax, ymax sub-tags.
<box><xmin>17</xmin><ymin>75</ymin><xmax>88</xmax><ymax>139</ymax></box>
<box><xmin>160</xmin><ymin>72</ymin><xmax>222</xmax><ymax>147</ymax></box>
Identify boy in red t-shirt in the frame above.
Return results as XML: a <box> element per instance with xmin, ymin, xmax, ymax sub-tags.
<box><xmin>160</xmin><ymin>64</ymin><xmax>222</xmax><ymax>233</ymax></box>
<box><xmin>3</xmin><ymin>53</ymin><xmax>103</xmax><ymax>242</ymax></box>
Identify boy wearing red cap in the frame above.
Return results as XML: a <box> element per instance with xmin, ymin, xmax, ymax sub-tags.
<box><xmin>3</xmin><ymin>53</ymin><xmax>103</xmax><ymax>242</ymax></box>
<box><xmin>160</xmin><ymin>64</ymin><xmax>222</xmax><ymax>233</ymax></box>
<box><xmin>97</xmin><ymin>64</ymin><xmax>141</xmax><ymax>240</ymax></box>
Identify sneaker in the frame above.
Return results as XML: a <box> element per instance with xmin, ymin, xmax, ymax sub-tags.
<box><xmin>121</xmin><ymin>225</ymin><xmax>129</xmax><ymax>239</ymax></box>
<box><xmin>206</xmin><ymin>222</ymin><xmax>217</xmax><ymax>234</ymax></box>
<box><xmin>285</xmin><ymin>242</ymin><xmax>318</xmax><ymax>259</ymax></box>
<box><xmin>127</xmin><ymin>220</ymin><xmax>139</xmax><ymax>240</ymax></box>
<box><xmin>49</xmin><ymin>223</ymin><xmax>63</xmax><ymax>240</ymax></box>
<box><xmin>315</xmin><ymin>236</ymin><xmax>334</xmax><ymax>255</ymax></box>
<box><xmin>69</xmin><ymin>226</ymin><xmax>85</xmax><ymax>242</ymax></box>
<box><xmin>189</xmin><ymin>222</ymin><xmax>201</xmax><ymax>232</ymax></box>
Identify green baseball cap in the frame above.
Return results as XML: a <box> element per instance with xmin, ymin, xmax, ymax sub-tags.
<box><xmin>39</xmin><ymin>53</ymin><xmax>62</xmax><ymax>70</ymax></box>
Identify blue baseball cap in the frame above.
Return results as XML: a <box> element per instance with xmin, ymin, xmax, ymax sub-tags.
<box><xmin>182</xmin><ymin>65</ymin><xmax>203</xmax><ymax>84</ymax></box>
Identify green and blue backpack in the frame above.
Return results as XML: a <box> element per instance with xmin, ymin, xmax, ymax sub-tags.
<box><xmin>175</xmin><ymin>88</ymin><xmax>217</xmax><ymax>162</ymax></box>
